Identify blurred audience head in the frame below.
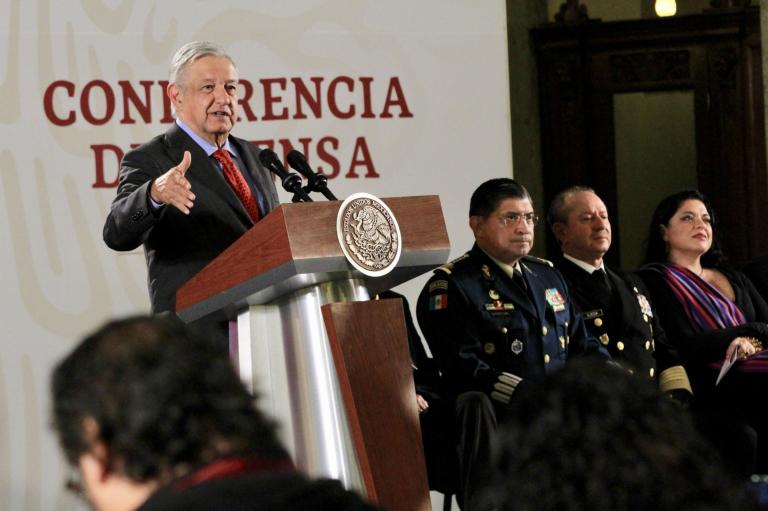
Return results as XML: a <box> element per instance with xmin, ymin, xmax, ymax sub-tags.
<box><xmin>481</xmin><ymin>359</ymin><xmax>755</xmax><ymax>511</ymax></box>
<box><xmin>51</xmin><ymin>315</ymin><xmax>286</xmax><ymax>511</ymax></box>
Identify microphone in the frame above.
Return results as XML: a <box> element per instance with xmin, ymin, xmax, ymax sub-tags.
<box><xmin>258</xmin><ymin>149</ymin><xmax>313</xmax><ymax>203</ymax></box>
<box><xmin>286</xmin><ymin>150</ymin><xmax>338</xmax><ymax>201</ymax></box>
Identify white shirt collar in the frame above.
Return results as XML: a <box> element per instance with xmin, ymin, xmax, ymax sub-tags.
<box><xmin>563</xmin><ymin>253</ymin><xmax>605</xmax><ymax>274</ymax></box>
<box><xmin>175</xmin><ymin>119</ymin><xmax>237</xmax><ymax>158</ymax></box>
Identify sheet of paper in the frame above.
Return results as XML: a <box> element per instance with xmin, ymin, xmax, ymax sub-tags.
<box><xmin>715</xmin><ymin>346</ymin><xmax>741</xmax><ymax>386</ymax></box>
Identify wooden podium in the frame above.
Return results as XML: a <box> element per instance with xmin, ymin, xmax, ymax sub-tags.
<box><xmin>176</xmin><ymin>195</ymin><xmax>449</xmax><ymax>511</ymax></box>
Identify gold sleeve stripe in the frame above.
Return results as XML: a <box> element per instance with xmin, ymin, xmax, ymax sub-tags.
<box><xmin>493</xmin><ymin>381</ymin><xmax>516</xmax><ymax>396</ymax></box>
<box><xmin>658</xmin><ymin>365</ymin><xmax>693</xmax><ymax>395</ymax></box>
<box><xmin>499</xmin><ymin>372</ymin><xmax>522</xmax><ymax>386</ymax></box>
<box><xmin>490</xmin><ymin>390</ymin><xmax>511</xmax><ymax>404</ymax></box>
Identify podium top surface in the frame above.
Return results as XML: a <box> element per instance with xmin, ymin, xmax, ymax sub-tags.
<box><xmin>176</xmin><ymin>195</ymin><xmax>450</xmax><ymax>322</ymax></box>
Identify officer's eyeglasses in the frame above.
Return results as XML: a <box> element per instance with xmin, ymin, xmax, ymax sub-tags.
<box><xmin>498</xmin><ymin>212</ymin><xmax>539</xmax><ymax>227</ymax></box>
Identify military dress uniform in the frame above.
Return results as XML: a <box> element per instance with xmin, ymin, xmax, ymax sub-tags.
<box><xmin>417</xmin><ymin>244</ymin><xmax>606</xmax><ymax>404</ymax></box>
<box><xmin>555</xmin><ymin>256</ymin><xmax>691</xmax><ymax>396</ymax></box>
<box><xmin>416</xmin><ymin>244</ymin><xmax>607</xmax><ymax>510</ymax></box>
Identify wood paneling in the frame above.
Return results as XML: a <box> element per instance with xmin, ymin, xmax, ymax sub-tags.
<box><xmin>322</xmin><ymin>299</ymin><xmax>431</xmax><ymax>511</ymax></box>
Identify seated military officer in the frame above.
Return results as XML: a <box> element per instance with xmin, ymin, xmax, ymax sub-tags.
<box><xmin>547</xmin><ymin>186</ymin><xmax>692</xmax><ymax>401</ymax></box>
<box><xmin>416</xmin><ymin>178</ymin><xmax>608</xmax><ymax>511</ymax></box>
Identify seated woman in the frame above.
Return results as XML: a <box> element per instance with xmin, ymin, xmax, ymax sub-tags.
<box><xmin>638</xmin><ymin>189</ymin><xmax>768</xmax><ymax>474</ymax></box>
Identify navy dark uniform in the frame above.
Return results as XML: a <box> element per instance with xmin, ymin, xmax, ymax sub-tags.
<box><xmin>417</xmin><ymin>244</ymin><xmax>606</xmax><ymax>404</ymax></box>
<box><xmin>554</xmin><ymin>256</ymin><xmax>691</xmax><ymax>396</ymax></box>
<box><xmin>416</xmin><ymin>244</ymin><xmax>608</xmax><ymax>509</ymax></box>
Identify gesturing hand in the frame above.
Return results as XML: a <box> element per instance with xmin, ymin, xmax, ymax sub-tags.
<box><xmin>725</xmin><ymin>336</ymin><xmax>757</xmax><ymax>362</ymax></box>
<box><xmin>150</xmin><ymin>151</ymin><xmax>195</xmax><ymax>214</ymax></box>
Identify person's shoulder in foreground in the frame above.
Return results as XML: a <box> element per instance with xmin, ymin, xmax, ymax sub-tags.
<box><xmin>139</xmin><ymin>470</ymin><xmax>378</xmax><ymax>511</ymax></box>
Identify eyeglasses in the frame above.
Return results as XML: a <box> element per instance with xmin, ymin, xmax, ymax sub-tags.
<box><xmin>499</xmin><ymin>212</ymin><xmax>539</xmax><ymax>227</ymax></box>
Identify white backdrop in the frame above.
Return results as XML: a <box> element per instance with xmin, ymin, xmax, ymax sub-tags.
<box><xmin>0</xmin><ymin>1</ymin><xmax>512</xmax><ymax>508</ymax></box>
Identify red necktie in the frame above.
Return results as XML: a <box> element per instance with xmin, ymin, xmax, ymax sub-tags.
<box><xmin>212</xmin><ymin>148</ymin><xmax>261</xmax><ymax>222</ymax></box>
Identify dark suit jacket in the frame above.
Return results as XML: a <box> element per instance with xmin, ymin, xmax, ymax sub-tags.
<box><xmin>554</xmin><ymin>256</ymin><xmax>690</xmax><ymax>393</ymax></box>
<box><xmin>103</xmin><ymin>124</ymin><xmax>280</xmax><ymax>313</ymax></box>
<box><xmin>416</xmin><ymin>244</ymin><xmax>607</xmax><ymax>401</ymax></box>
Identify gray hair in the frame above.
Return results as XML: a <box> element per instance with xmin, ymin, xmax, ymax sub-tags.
<box><xmin>546</xmin><ymin>185</ymin><xmax>595</xmax><ymax>228</ymax></box>
<box><xmin>169</xmin><ymin>41</ymin><xmax>238</xmax><ymax>87</ymax></box>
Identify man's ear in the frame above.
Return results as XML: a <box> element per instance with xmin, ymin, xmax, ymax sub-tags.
<box><xmin>80</xmin><ymin>417</ymin><xmax>110</xmax><ymax>479</ymax></box>
<box><xmin>469</xmin><ymin>215</ymin><xmax>483</xmax><ymax>236</ymax></box>
<box><xmin>167</xmin><ymin>83</ymin><xmax>182</xmax><ymax>111</ymax></box>
<box><xmin>660</xmin><ymin>224</ymin><xmax>668</xmax><ymax>243</ymax></box>
<box><xmin>80</xmin><ymin>448</ymin><xmax>110</xmax><ymax>485</ymax></box>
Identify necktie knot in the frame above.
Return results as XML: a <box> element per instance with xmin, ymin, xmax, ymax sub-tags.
<box><xmin>592</xmin><ymin>268</ymin><xmax>611</xmax><ymax>291</ymax></box>
<box><xmin>212</xmin><ymin>147</ymin><xmax>228</xmax><ymax>163</ymax></box>
<box><xmin>513</xmin><ymin>267</ymin><xmax>528</xmax><ymax>291</ymax></box>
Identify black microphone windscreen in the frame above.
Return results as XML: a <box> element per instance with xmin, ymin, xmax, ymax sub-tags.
<box><xmin>286</xmin><ymin>150</ymin><xmax>304</xmax><ymax>166</ymax></box>
<box><xmin>258</xmin><ymin>149</ymin><xmax>292</xmax><ymax>179</ymax></box>
<box><xmin>258</xmin><ymin>148</ymin><xmax>280</xmax><ymax>167</ymax></box>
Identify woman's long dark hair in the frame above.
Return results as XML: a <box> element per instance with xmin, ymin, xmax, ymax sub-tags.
<box><xmin>643</xmin><ymin>189</ymin><xmax>724</xmax><ymax>267</ymax></box>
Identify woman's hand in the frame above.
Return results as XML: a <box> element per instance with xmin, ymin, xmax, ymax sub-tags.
<box><xmin>725</xmin><ymin>337</ymin><xmax>758</xmax><ymax>361</ymax></box>
<box><xmin>416</xmin><ymin>394</ymin><xmax>429</xmax><ymax>413</ymax></box>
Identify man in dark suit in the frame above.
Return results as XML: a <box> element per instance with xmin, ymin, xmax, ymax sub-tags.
<box><xmin>547</xmin><ymin>186</ymin><xmax>691</xmax><ymax>400</ymax></box>
<box><xmin>103</xmin><ymin>41</ymin><xmax>279</xmax><ymax>328</ymax></box>
<box><xmin>416</xmin><ymin>178</ymin><xmax>607</xmax><ymax>511</ymax></box>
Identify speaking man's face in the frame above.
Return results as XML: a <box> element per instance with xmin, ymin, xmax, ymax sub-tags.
<box><xmin>170</xmin><ymin>55</ymin><xmax>239</xmax><ymax>146</ymax></box>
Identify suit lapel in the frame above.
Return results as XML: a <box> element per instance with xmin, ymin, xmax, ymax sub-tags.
<box><xmin>230</xmin><ymin>137</ymin><xmax>279</xmax><ymax>212</ymax></box>
<box><xmin>497</xmin><ymin>271</ymin><xmax>537</xmax><ymax>317</ymax></box>
<box><xmin>557</xmin><ymin>257</ymin><xmax>592</xmax><ymax>306</ymax></box>
<box><xmin>165</xmin><ymin>125</ymin><xmax>254</xmax><ymax>226</ymax></box>
<box><xmin>471</xmin><ymin>248</ymin><xmax>537</xmax><ymax>317</ymax></box>
<box><xmin>608</xmin><ymin>269</ymin><xmax>641</xmax><ymax>336</ymax></box>
<box><xmin>521</xmin><ymin>262</ymin><xmax>551</xmax><ymax>319</ymax></box>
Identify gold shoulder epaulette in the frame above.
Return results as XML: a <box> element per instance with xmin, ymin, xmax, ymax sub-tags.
<box><xmin>523</xmin><ymin>255</ymin><xmax>553</xmax><ymax>268</ymax></box>
<box><xmin>435</xmin><ymin>252</ymin><xmax>470</xmax><ymax>274</ymax></box>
